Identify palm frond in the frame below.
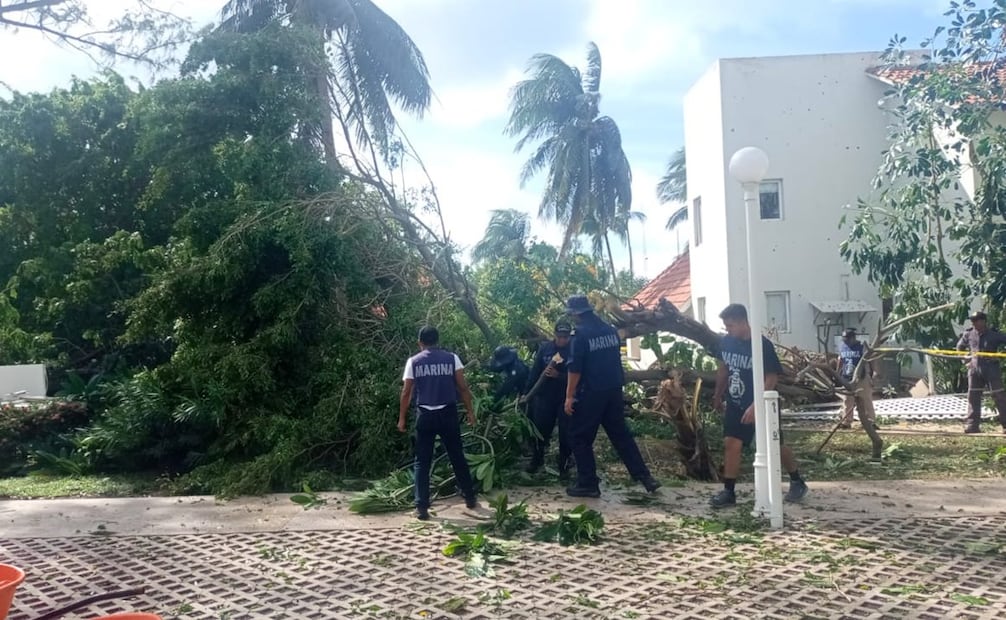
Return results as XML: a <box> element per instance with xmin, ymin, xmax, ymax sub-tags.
<box><xmin>504</xmin><ymin>53</ymin><xmax>582</xmax><ymax>150</ymax></box>
<box><xmin>582</xmin><ymin>41</ymin><xmax>602</xmax><ymax>93</ymax></box>
<box><xmin>471</xmin><ymin>209</ymin><xmax>532</xmax><ymax>263</ymax></box>
<box><xmin>218</xmin><ymin>0</ymin><xmax>285</xmax><ymax>32</ymax></box>
<box><xmin>519</xmin><ymin>135</ymin><xmax>560</xmax><ymax>188</ymax></box>
<box><xmin>666</xmin><ymin>205</ymin><xmax>688</xmax><ymax>231</ymax></box>
<box><xmin>656</xmin><ymin>146</ymin><xmax>686</xmax><ymax>204</ymax></box>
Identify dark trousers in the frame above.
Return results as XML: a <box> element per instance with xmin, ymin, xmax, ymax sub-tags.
<box><xmin>413</xmin><ymin>404</ymin><xmax>475</xmax><ymax>509</ymax></box>
<box><xmin>966</xmin><ymin>367</ymin><xmax>1006</xmax><ymax>428</ymax></box>
<box><xmin>530</xmin><ymin>393</ymin><xmax>571</xmax><ymax>464</ymax></box>
<box><xmin>569</xmin><ymin>388</ymin><xmax>650</xmax><ymax>489</ymax></box>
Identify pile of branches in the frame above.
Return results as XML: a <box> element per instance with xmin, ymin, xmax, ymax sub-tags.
<box><xmin>609</xmin><ymin>297</ymin><xmax>954</xmax><ymax>406</ymax></box>
<box><xmin>610</xmin><ymin>297</ymin><xmax>835</xmax><ymax>404</ymax></box>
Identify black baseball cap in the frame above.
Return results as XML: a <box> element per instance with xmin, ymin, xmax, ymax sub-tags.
<box><xmin>842</xmin><ymin>328</ymin><xmax>857</xmax><ymax>338</ymax></box>
<box><xmin>554</xmin><ymin>321</ymin><xmax>572</xmax><ymax>335</ymax></box>
<box><xmin>970</xmin><ymin>311</ymin><xmax>988</xmax><ymax>322</ymax></box>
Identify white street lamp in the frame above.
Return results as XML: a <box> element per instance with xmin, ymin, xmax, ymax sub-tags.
<box><xmin>728</xmin><ymin>146</ymin><xmax>784</xmax><ymax>530</ymax></box>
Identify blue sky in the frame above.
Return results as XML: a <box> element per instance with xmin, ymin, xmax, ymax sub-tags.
<box><xmin>0</xmin><ymin>0</ymin><xmax>953</xmax><ymax>277</ymax></box>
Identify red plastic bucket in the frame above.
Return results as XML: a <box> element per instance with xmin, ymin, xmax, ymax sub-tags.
<box><xmin>0</xmin><ymin>564</ymin><xmax>25</xmax><ymax>620</ymax></box>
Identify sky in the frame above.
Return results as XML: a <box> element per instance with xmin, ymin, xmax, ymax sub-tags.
<box><xmin>0</xmin><ymin>0</ymin><xmax>953</xmax><ymax>278</ymax></box>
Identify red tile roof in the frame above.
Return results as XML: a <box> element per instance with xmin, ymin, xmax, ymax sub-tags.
<box><xmin>626</xmin><ymin>250</ymin><xmax>691</xmax><ymax>311</ymax></box>
<box><xmin>867</xmin><ymin>62</ymin><xmax>1006</xmax><ymax>100</ymax></box>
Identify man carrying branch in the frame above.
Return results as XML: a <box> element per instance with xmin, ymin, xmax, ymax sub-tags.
<box><xmin>523</xmin><ymin>321</ymin><xmax>573</xmax><ymax>476</ymax></box>
<box><xmin>834</xmin><ymin>328</ymin><xmax>878</xmax><ymax>431</ymax></box>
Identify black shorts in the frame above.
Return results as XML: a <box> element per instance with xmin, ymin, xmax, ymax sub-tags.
<box><xmin>724</xmin><ymin>404</ymin><xmax>785</xmax><ymax>448</ymax></box>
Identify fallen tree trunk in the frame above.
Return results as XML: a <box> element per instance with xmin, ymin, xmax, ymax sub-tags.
<box><xmin>613</xmin><ymin>298</ymin><xmax>721</xmax><ymax>353</ymax></box>
<box><xmin>652</xmin><ymin>372</ymin><xmax>718</xmax><ymax>481</ymax></box>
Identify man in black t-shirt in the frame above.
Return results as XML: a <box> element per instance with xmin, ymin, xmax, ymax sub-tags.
<box><xmin>711</xmin><ymin>304</ymin><xmax>808</xmax><ymax>508</ymax></box>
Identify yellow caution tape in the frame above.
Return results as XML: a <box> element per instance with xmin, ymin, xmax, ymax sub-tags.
<box><xmin>872</xmin><ymin>347</ymin><xmax>1006</xmax><ymax>358</ymax></box>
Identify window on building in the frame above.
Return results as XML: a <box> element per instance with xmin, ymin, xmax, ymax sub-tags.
<box><xmin>697</xmin><ymin>297</ymin><xmax>707</xmax><ymax>324</ymax></box>
<box><xmin>759</xmin><ymin>180</ymin><xmax>782</xmax><ymax>220</ymax></box>
<box><xmin>693</xmin><ymin>197</ymin><xmax>703</xmax><ymax>246</ymax></box>
<box><xmin>626</xmin><ymin>337</ymin><xmax>642</xmax><ymax>361</ymax></box>
<box><xmin>765</xmin><ymin>291</ymin><xmax>791</xmax><ymax>333</ymax></box>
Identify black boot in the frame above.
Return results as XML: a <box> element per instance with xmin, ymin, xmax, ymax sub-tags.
<box><xmin>557</xmin><ymin>450</ymin><xmax>572</xmax><ymax>481</ymax></box>
<box><xmin>526</xmin><ymin>445</ymin><xmax>545</xmax><ymax>474</ymax></box>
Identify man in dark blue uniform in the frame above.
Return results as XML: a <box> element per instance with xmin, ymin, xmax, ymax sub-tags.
<box><xmin>956</xmin><ymin>311</ymin><xmax>1006</xmax><ymax>433</ymax></box>
<box><xmin>523</xmin><ymin>321</ymin><xmax>573</xmax><ymax>475</ymax></box>
<box><xmin>488</xmin><ymin>345</ymin><xmax>529</xmax><ymax>402</ymax></box>
<box><xmin>563</xmin><ymin>295</ymin><xmax>660</xmax><ymax>498</ymax></box>
<box><xmin>398</xmin><ymin>326</ymin><xmax>480</xmax><ymax>520</ymax></box>
<box><xmin>711</xmin><ymin>304</ymin><xmax>807</xmax><ymax>508</ymax></box>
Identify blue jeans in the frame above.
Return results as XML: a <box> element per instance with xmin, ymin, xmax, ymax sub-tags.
<box><xmin>568</xmin><ymin>388</ymin><xmax>650</xmax><ymax>489</ymax></box>
<box><xmin>413</xmin><ymin>404</ymin><xmax>475</xmax><ymax>509</ymax></box>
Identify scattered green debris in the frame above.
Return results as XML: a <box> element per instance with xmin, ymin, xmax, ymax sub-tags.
<box><xmin>573</xmin><ymin>594</ymin><xmax>600</xmax><ymax>608</ymax></box>
<box><xmin>348</xmin><ymin>470</ymin><xmax>422</xmax><ymax>514</ymax></box>
<box><xmin>289</xmin><ymin>483</ymin><xmax>327</xmax><ymax>510</ymax></box>
<box><xmin>881</xmin><ymin>442</ymin><xmax>911</xmax><ymax>462</ymax></box>
<box><xmin>533</xmin><ymin>504</ymin><xmax>604</xmax><ymax>545</ymax></box>
<box><xmin>963</xmin><ymin>541</ymin><xmax>1004</xmax><ymax>555</ymax></box>
<box><xmin>881</xmin><ymin>584</ymin><xmax>932</xmax><ymax>596</ymax></box>
<box><xmin>622</xmin><ymin>491</ymin><xmax>664</xmax><ymax>506</ymax></box>
<box><xmin>837</xmin><ymin>537</ymin><xmax>881</xmax><ymax>551</ymax></box>
<box><xmin>439</xmin><ymin>596</ymin><xmax>469</xmax><ymax>613</ymax></box>
<box><xmin>442</xmin><ymin>530</ymin><xmax>510</xmax><ymax>577</ymax></box>
<box><xmin>486</xmin><ymin>493</ymin><xmax>531</xmax><ymax>538</ymax></box>
<box><xmin>950</xmin><ymin>592</ymin><xmax>989</xmax><ymax>606</ymax></box>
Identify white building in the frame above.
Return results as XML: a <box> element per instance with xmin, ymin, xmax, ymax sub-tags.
<box><xmin>684</xmin><ymin>51</ymin><xmax>895</xmax><ymax>354</ymax></box>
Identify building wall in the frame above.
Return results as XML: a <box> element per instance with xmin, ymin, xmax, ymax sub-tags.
<box><xmin>710</xmin><ymin>52</ymin><xmax>891</xmax><ymax>351</ymax></box>
<box><xmin>683</xmin><ymin>62</ymin><xmax>731</xmax><ymax>329</ymax></box>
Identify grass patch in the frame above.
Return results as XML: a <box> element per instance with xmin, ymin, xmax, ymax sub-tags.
<box><xmin>0</xmin><ymin>474</ymin><xmax>162</xmax><ymax>499</ymax></box>
<box><xmin>787</xmin><ymin>429</ymin><xmax>1006</xmax><ymax>481</ymax></box>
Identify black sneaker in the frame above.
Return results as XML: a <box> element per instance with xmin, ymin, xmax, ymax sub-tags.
<box><xmin>784</xmin><ymin>480</ymin><xmax>808</xmax><ymax>503</ymax></box>
<box><xmin>465</xmin><ymin>496</ymin><xmax>479</xmax><ymax>510</ymax></box>
<box><xmin>525</xmin><ymin>456</ymin><xmax>544</xmax><ymax>474</ymax></box>
<box><xmin>566</xmin><ymin>485</ymin><xmax>601</xmax><ymax>498</ymax></box>
<box><xmin>709</xmin><ymin>489</ymin><xmax>736</xmax><ymax>508</ymax></box>
<box><xmin>639</xmin><ymin>475</ymin><xmax>662</xmax><ymax>494</ymax></box>
<box><xmin>837</xmin><ymin>422</ymin><xmax>852</xmax><ymax>430</ymax></box>
<box><xmin>416</xmin><ymin>506</ymin><xmax>430</xmax><ymax>521</ymax></box>
<box><xmin>964</xmin><ymin>425</ymin><xmax>981</xmax><ymax>434</ymax></box>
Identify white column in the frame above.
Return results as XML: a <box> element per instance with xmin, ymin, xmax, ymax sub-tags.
<box><xmin>764</xmin><ymin>390</ymin><xmax>784</xmax><ymax>529</ymax></box>
<box><xmin>741</xmin><ymin>181</ymin><xmax>770</xmax><ymax>519</ymax></box>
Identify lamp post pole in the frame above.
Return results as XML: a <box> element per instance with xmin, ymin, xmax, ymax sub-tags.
<box><xmin>729</xmin><ymin>146</ymin><xmax>784</xmax><ymax>529</ymax></box>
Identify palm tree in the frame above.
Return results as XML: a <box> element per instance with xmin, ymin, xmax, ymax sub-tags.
<box><xmin>471</xmin><ymin>209</ymin><xmax>533</xmax><ymax>264</ymax></box>
<box><xmin>580</xmin><ymin>209</ymin><xmax>645</xmax><ymax>287</ymax></box>
<box><xmin>657</xmin><ymin>146</ymin><xmax>687</xmax><ymax>230</ymax></box>
<box><xmin>218</xmin><ymin>0</ymin><xmax>432</xmax><ymax>165</ymax></box>
<box><xmin>505</xmin><ymin>42</ymin><xmax>632</xmax><ymax>261</ymax></box>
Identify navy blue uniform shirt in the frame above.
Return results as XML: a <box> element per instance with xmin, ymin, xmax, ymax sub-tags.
<box><xmin>838</xmin><ymin>341</ymin><xmax>865</xmax><ymax>381</ymax></box>
<box><xmin>405</xmin><ymin>348</ymin><xmax>461</xmax><ymax>407</ymax></box>
<box><xmin>718</xmin><ymin>335</ymin><xmax>783</xmax><ymax>410</ymax></box>
<box><xmin>568</xmin><ymin>314</ymin><xmax>624</xmax><ymax>395</ymax></box>
<box><xmin>525</xmin><ymin>340</ymin><xmax>570</xmax><ymax>397</ymax></box>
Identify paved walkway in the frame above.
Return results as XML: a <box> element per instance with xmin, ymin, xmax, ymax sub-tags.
<box><xmin>3</xmin><ymin>480</ymin><xmax>1006</xmax><ymax>619</ymax></box>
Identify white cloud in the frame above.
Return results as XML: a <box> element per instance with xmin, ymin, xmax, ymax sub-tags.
<box><xmin>427</xmin><ymin>67</ymin><xmax>524</xmax><ymax>129</ymax></box>
<box><xmin>577</xmin><ymin>0</ymin><xmax>706</xmax><ymax>87</ymax></box>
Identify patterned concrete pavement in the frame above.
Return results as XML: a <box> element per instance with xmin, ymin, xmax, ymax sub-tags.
<box><xmin>3</xmin><ymin>481</ymin><xmax>1006</xmax><ymax>619</ymax></box>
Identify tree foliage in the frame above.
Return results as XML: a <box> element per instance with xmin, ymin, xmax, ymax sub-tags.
<box><xmin>0</xmin><ymin>0</ymin><xmax>190</xmax><ymax>67</ymax></box>
<box><xmin>0</xmin><ymin>25</ymin><xmax>485</xmax><ymax>494</ymax></box>
<box><xmin>841</xmin><ymin>0</ymin><xmax>1006</xmax><ymax>351</ymax></box>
